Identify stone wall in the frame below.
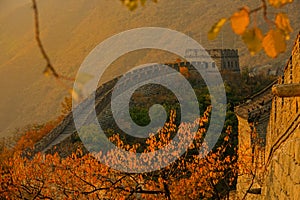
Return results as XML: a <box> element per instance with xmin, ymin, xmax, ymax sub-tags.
<box><xmin>236</xmin><ymin>32</ymin><xmax>300</xmax><ymax>200</ymax></box>
<box><xmin>32</xmin><ymin>76</ymin><xmax>119</xmax><ymax>153</ymax></box>
<box><xmin>184</xmin><ymin>48</ymin><xmax>240</xmax><ymax>72</ymax></box>
<box><xmin>261</xmin><ymin>32</ymin><xmax>300</xmax><ymax>200</ymax></box>
<box><xmin>262</xmin><ymin>123</ymin><xmax>300</xmax><ymax>200</ymax></box>
<box><xmin>235</xmin><ymin>115</ymin><xmax>255</xmax><ymax>199</ymax></box>
<box><xmin>235</xmin><ymin>82</ymin><xmax>274</xmax><ymax>200</ymax></box>
<box><xmin>34</xmin><ymin>50</ymin><xmax>241</xmax><ymax>154</ymax></box>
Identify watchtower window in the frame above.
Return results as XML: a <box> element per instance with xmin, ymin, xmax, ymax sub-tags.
<box><xmin>204</xmin><ymin>62</ymin><xmax>208</xmax><ymax>69</ymax></box>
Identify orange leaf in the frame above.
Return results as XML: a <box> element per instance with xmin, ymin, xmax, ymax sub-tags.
<box><xmin>176</xmin><ymin>58</ymin><xmax>182</xmax><ymax>63</ymax></box>
<box><xmin>275</xmin><ymin>13</ymin><xmax>293</xmax><ymax>40</ymax></box>
<box><xmin>230</xmin><ymin>7</ymin><xmax>250</xmax><ymax>35</ymax></box>
<box><xmin>208</xmin><ymin>18</ymin><xmax>227</xmax><ymax>40</ymax></box>
<box><xmin>242</xmin><ymin>28</ymin><xmax>263</xmax><ymax>55</ymax></box>
<box><xmin>43</xmin><ymin>68</ymin><xmax>51</xmax><ymax>77</ymax></box>
<box><xmin>268</xmin><ymin>0</ymin><xmax>293</xmax><ymax>8</ymax></box>
<box><xmin>262</xmin><ymin>29</ymin><xmax>286</xmax><ymax>58</ymax></box>
<box><xmin>179</xmin><ymin>66</ymin><xmax>190</xmax><ymax>78</ymax></box>
<box><xmin>224</xmin><ymin>135</ymin><xmax>229</xmax><ymax>142</ymax></box>
<box><xmin>69</xmin><ymin>89</ymin><xmax>79</xmax><ymax>102</ymax></box>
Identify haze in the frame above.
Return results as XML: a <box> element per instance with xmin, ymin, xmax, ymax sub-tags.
<box><xmin>0</xmin><ymin>0</ymin><xmax>299</xmax><ymax>138</ymax></box>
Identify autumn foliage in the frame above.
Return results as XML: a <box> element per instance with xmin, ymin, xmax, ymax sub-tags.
<box><xmin>13</xmin><ymin>121</ymin><xmax>59</xmax><ymax>152</ymax></box>
<box><xmin>5</xmin><ymin>97</ymin><xmax>72</xmax><ymax>154</ymax></box>
<box><xmin>120</xmin><ymin>0</ymin><xmax>158</xmax><ymax>11</ymax></box>
<box><xmin>208</xmin><ymin>0</ymin><xmax>294</xmax><ymax>58</ymax></box>
<box><xmin>0</xmin><ymin>108</ymin><xmax>241</xmax><ymax>199</ymax></box>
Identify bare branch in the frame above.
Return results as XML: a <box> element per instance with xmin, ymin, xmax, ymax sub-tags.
<box><xmin>31</xmin><ymin>0</ymin><xmax>59</xmax><ymax>78</ymax></box>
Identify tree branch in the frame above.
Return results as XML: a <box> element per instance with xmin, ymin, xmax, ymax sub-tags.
<box><xmin>31</xmin><ymin>0</ymin><xmax>59</xmax><ymax>78</ymax></box>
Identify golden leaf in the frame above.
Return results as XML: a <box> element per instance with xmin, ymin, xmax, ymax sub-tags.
<box><xmin>179</xmin><ymin>66</ymin><xmax>190</xmax><ymax>78</ymax></box>
<box><xmin>268</xmin><ymin>0</ymin><xmax>293</xmax><ymax>8</ymax></box>
<box><xmin>262</xmin><ymin>29</ymin><xmax>286</xmax><ymax>58</ymax></box>
<box><xmin>230</xmin><ymin>7</ymin><xmax>250</xmax><ymax>35</ymax></box>
<box><xmin>176</xmin><ymin>58</ymin><xmax>182</xmax><ymax>63</ymax></box>
<box><xmin>125</xmin><ymin>0</ymin><xmax>138</xmax><ymax>11</ymax></box>
<box><xmin>224</xmin><ymin>135</ymin><xmax>229</xmax><ymax>142</ymax></box>
<box><xmin>69</xmin><ymin>89</ymin><xmax>79</xmax><ymax>102</ymax></box>
<box><xmin>275</xmin><ymin>13</ymin><xmax>293</xmax><ymax>40</ymax></box>
<box><xmin>43</xmin><ymin>68</ymin><xmax>51</xmax><ymax>77</ymax></box>
<box><xmin>208</xmin><ymin>18</ymin><xmax>227</xmax><ymax>40</ymax></box>
<box><xmin>242</xmin><ymin>28</ymin><xmax>263</xmax><ymax>55</ymax></box>
<box><xmin>213</xmin><ymin>179</ymin><xmax>218</xmax><ymax>185</ymax></box>
<box><xmin>140</xmin><ymin>0</ymin><xmax>146</xmax><ymax>6</ymax></box>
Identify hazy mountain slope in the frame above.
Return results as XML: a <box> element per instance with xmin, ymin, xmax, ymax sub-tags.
<box><xmin>0</xmin><ymin>0</ymin><xmax>299</xmax><ymax>137</ymax></box>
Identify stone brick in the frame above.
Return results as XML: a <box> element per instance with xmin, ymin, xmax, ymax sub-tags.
<box><xmin>295</xmin><ymin>139</ymin><xmax>300</xmax><ymax>164</ymax></box>
<box><xmin>289</xmin><ymin>140</ymin><xmax>296</xmax><ymax>160</ymax></box>
<box><xmin>292</xmin><ymin>184</ymin><xmax>300</xmax><ymax>200</ymax></box>
<box><xmin>290</xmin><ymin>162</ymin><xmax>300</xmax><ymax>184</ymax></box>
<box><xmin>280</xmin><ymin>174</ymin><xmax>287</xmax><ymax>192</ymax></box>
<box><xmin>272</xmin><ymin>177</ymin><xmax>281</xmax><ymax>196</ymax></box>
<box><xmin>284</xmin><ymin>175</ymin><xmax>294</xmax><ymax>196</ymax></box>
<box><xmin>279</xmin><ymin>190</ymin><xmax>289</xmax><ymax>200</ymax></box>
<box><xmin>280</xmin><ymin>176</ymin><xmax>291</xmax><ymax>193</ymax></box>
<box><xmin>282</xmin><ymin>153</ymin><xmax>291</xmax><ymax>175</ymax></box>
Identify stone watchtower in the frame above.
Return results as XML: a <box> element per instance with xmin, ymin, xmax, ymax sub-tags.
<box><xmin>207</xmin><ymin>49</ymin><xmax>240</xmax><ymax>73</ymax></box>
<box><xmin>185</xmin><ymin>48</ymin><xmax>241</xmax><ymax>73</ymax></box>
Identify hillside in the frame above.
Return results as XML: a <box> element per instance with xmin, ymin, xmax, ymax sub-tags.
<box><xmin>0</xmin><ymin>0</ymin><xmax>300</xmax><ymax>137</ymax></box>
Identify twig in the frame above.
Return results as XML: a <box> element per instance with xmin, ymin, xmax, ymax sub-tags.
<box><xmin>261</xmin><ymin>0</ymin><xmax>275</xmax><ymax>28</ymax></box>
<box><xmin>31</xmin><ymin>0</ymin><xmax>59</xmax><ymax>78</ymax></box>
<box><xmin>249</xmin><ymin>5</ymin><xmax>264</xmax><ymax>14</ymax></box>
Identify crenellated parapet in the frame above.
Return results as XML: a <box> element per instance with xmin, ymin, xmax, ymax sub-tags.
<box><xmin>185</xmin><ymin>48</ymin><xmax>240</xmax><ymax>72</ymax></box>
<box><xmin>236</xmin><ymin>32</ymin><xmax>300</xmax><ymax>200</ymax></box>
<box><xmin>261</xmin><ymin>32</ymin><xmax>300</xmax><ymax>200</ymax></box>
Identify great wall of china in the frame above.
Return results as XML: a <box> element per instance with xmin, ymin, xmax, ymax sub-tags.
<box><xmin>32</xmin><ymin>34</ymin><xmax>300</xmax><ymax>199</ymax></box>
<box><xmin>33</xmin><ymin>48</ymin><xmax>240</xmax><ymax>154</ymax></box>
<box><xmin>235</xmin><ymin>32</ymin><xmax>300</xmax><ymax>200</ymax></box>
